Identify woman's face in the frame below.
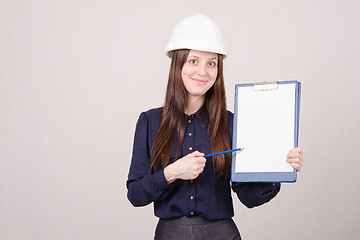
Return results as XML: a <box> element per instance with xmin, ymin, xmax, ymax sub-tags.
<box><xmin>181</xmin><ymin>50</ymin><xmax>218</xmax><ymax>99</ymax></box>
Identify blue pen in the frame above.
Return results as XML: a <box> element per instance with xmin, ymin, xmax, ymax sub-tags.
<box><xmin>203</xmin><ymin>148</ymin><xmax>244</xmax><ymax>158</ymax></box>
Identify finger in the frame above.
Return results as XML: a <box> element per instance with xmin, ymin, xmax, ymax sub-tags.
<box><xmin>287</xmin><ymin>152</ymin><xmax>300</xmax><ymax>158</ymax></box>
<box><xmin>286</xmin><ymin>157</ymin><xmax>303</xmax><ymax>165</ymax></box>
<box><xmin>190</xmin><ymin>166</ymin><xmax>204</xmax><ymax>178</ymax></box>
<box><xmin>290</xmin><ymin>162</ymin><xmax>302</xmax><ymax>172</ymax></box>
<box><xmin>192</xmin><ymin>151</ymin><xmax>205</xmax><ymax>157</ymax></box>
<box><xmin>287</xmin><ymin>149</ymin><xmax>304</xmax><ymax>158</ymax></box>
<box><xmin>197</xmin><ymin>163</ymin><xmax>206</xmax><ymax>173</ymax></box>
<box><xmin>289</xmin><ymin>147</ymin><xmax>303</xmax><ymax>155</ymax></box>
<box><xmin>195</xmin><ymin>157</ymin><xmax>206</xmax><ymax>164</ymax></box>
<box><xmin>297</xmin><ymin>147</ymin><xmax>304</xmax><ymax>155</ymax></box>
<box><xmin>289</xmin><ymin>147</ymin><xmax>299</xmax><ymax>153</ymax></box>
<box><xmin>286</xmin><ymin>158</ymin><xmax>296</xmax><ymax>163</ymax></box>
<box><xmin>193</xmin><ymin>161</ymin><xmax>206</xmax><ymax>169</ymax></box>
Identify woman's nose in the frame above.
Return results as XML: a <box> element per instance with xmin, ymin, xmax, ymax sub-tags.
<box><xmin>197</xmin><ymin>64</ymin><xmax>207</xmax><ymax>76</ymax></box>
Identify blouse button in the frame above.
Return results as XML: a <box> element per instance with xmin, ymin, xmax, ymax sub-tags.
<box><xmin>190</xmin><ymin>196</ymin><xmax>194</xmax><ymax>200</ymax></box>
<box><xmin>189</xmin><ymin>147</ymin><xmax>193</xmax><ymax>151</ymax></box>
<box><xmin>188</xmin><ymin>120</ymin><xmax>191</xmax><ymax>123</ymax></box>
<box><xmin>190</xmin><ymin>180</ymin><xmax>194</xmax><ymax>183</ymax></box>
<box><xmin>190</xmin><ymin>212</ymin><xmax>194</xmax><ymax>215</ymax></box>
<box><xmin>189</xmin><ymin>133</ymin><xmax>192</xmax><ymax>136</ymax></box>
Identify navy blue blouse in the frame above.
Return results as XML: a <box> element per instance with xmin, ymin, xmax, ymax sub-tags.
<box><xmin>126</xmin><ymin>106</ymin><xmax>280</xmax><ymax>220</ymax></box>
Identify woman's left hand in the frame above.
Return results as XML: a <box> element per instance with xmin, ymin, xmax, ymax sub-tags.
<box><xmin>286</xmin><ymin>147</ymin><xmax>304</xmax><ymax>172</ymax></box>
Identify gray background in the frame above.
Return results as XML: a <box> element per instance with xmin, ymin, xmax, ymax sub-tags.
<box><xmin>0</xmin><ymin>0</ymin><xmax>359</xmax><ymax>239</ymax></box>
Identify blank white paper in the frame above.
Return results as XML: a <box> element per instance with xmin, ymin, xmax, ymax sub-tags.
<box><xmin>234</xmin><ymin>83</ymin><xmax>296</xmax><ymax>173</ymax></box>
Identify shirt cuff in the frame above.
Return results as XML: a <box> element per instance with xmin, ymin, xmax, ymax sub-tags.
<box><xmin>260</xmin><ymin>183</ymin><xmax>281</xmax><ymax>201</ymax></box>
<box><xmin>154</xmin><ymin>169</ymin><xmax>174</xmax><ymax>192</ymax></box>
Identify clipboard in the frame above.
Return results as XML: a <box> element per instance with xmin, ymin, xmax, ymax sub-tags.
<box><xmin>231</xmin><ymin>80</ymin><xmax>301</xmax><ymax>182</ymax></box>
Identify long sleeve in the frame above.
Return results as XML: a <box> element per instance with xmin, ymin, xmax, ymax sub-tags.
<box><xmin>126</xmin><ymin>112</ymin><xmax>175</xmax><ymax>207</ymax></box>
<box><xmin>231</xmin><ymin>182</ymin><xmax>281</xmax><ymax>208</ymax></box>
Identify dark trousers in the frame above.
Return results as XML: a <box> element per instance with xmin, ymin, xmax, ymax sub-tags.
<box><xmin>154</xmin><ymin>216</ymin><xmax>241</xmax><ymax>240</ymax></box>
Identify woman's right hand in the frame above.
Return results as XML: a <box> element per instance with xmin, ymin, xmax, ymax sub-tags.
<box><xmin>163</xmin><ymin>151</ymin><xmax>206</xmax><ymax>184</ymax></box>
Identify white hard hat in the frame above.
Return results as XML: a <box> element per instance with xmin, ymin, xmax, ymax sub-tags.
<box><xmin>166</xmin><ymin>13</ymin><xmax>227</xmax><ymax>58</ymax></box>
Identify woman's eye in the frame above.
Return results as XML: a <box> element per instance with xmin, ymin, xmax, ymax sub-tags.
<box><xmin>189</xmin><ymin>59</ymin><xmax>197</xmax><ymax>64</ymax></box>
<box><xmin>209</xmin><ymin>62</ymin><xmax>217</xmax><ymax>67</ymax></box>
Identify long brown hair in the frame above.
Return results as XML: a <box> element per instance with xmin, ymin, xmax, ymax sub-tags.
<box><xmin>150</xmin><ymin>49</ymin><xmax>232</xmax><ymax>176</ymax></box>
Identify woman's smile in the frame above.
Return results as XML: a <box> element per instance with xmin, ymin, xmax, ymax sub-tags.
<box><xmin>190</xmin><ymin>77</ymin><xmax>208</xmax><ymax>85</ymax></box>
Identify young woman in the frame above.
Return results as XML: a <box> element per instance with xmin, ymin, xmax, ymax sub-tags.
<box><xmin>127</xmin><ymin>13</ymin><xmax>304</xmax><ymax>240</ymax></box>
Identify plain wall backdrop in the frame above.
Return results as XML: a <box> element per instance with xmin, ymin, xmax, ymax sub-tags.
<box><xmin>0</xmin><ymin>0</ymin><xmax>359</xmax><ymax>239</ymax></box>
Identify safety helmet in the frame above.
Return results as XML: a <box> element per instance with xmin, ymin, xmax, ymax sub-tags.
<box><xmin>165</xmin><ymin>13</ymin><xmax>227</xmax><ymax>58</ymax></box>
